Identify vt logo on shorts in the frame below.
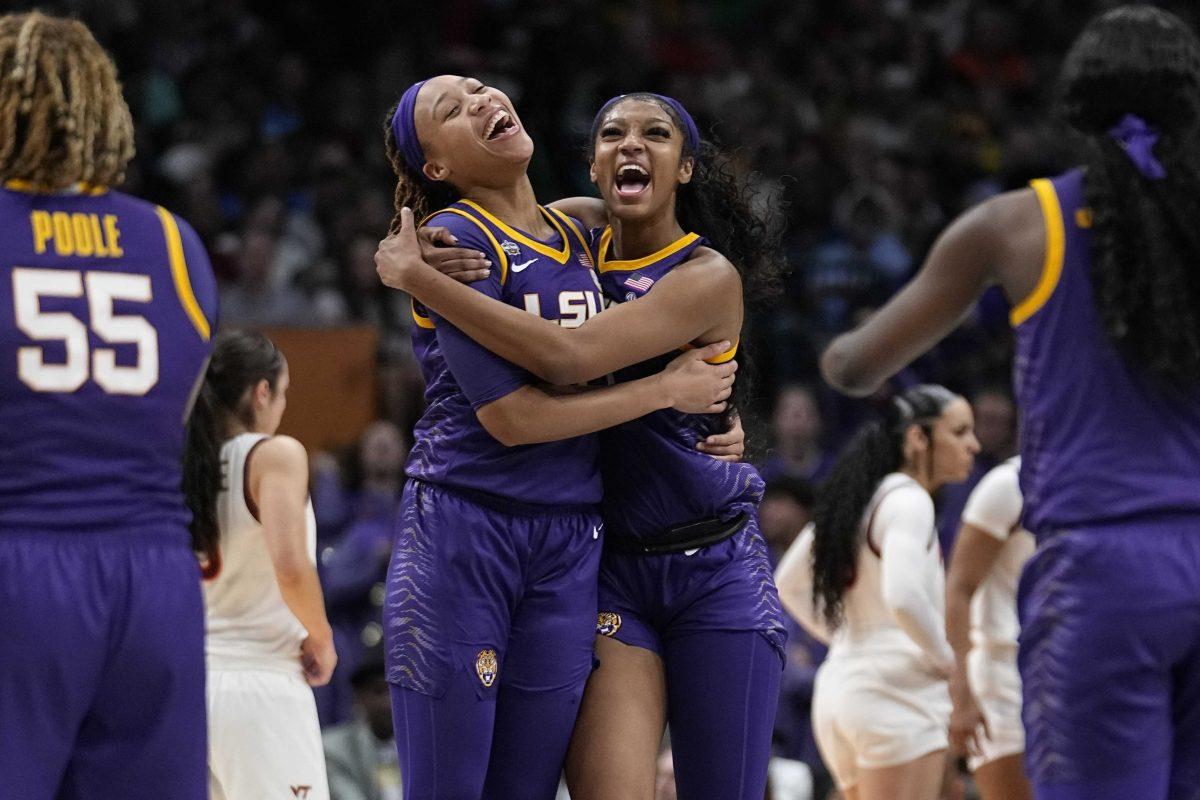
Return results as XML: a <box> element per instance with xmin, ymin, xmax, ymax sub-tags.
<box><xmin>291</xmin><ymin>786</ymin><xmax>311</xmax><ymax>799</ymax></box>
<box><xmin>476</xmin><ymin>648</ymin><xmax>498</xmax><ymax>687</ymax></box>
<box><xmin>597</xmin><ymin>611</ymin><xmax>622</xmax><ymax>637</ymax></box>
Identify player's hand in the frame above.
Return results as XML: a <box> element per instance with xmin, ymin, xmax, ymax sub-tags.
<box><xmin>697</xmin><ymin>412</ymin><xmax>745</xmax><ymax>462</ymax></box>
<box><xmin>948</xmin><ymin>667</ymin><xmax>990</xmax><ymax>758</ymax></box>
<box><xmin>659</xmin><ymin>342</ymin><xmax>737</xmax><ymax>414</ymax></box>
<box><xmin>300</xmin><ymin>630</ymin><xmax>338</xmax><ymax>687</ymax></box>
<box><xmin>418</xmin><ymin>225</ymin><xmax>491</xmax><ymax>283</ymax></box>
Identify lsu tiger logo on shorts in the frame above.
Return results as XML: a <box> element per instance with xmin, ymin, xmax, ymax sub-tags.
<box><xmin>476</xmin><ymin>648</ymin><xmax>498</xmax><ymax>688</ymax></box>
<box><xmin>597</xmin><ymin>611</ymin><xmax>622</xmax><ymax>637</ymax></box>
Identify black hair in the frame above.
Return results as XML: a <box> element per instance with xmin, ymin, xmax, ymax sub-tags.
<box><xmin>809</xmin><ymin>384</ymin><xmax>957</xmax><ymax>630</ymax></box>
<box><xmin>384</xmin><ymin>102</ymin><xmax>458</xmax><ymax>231</ymax></box>
<box><xmin>183</xmin><ymin>330</ymin><xmax>286</xmax><ymax>578</ymax></box>
<box><xmin>588</xmin><ymin>94</ymin><xmax>786</xmax><ymax>420</ymax></box>
<box><xmin>1059</xmin><ymin>5</ymin><xmax>1200</xmax><ymax>385</ymax></box>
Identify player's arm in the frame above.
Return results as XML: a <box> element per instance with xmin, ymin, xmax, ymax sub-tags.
<box><xmin>774</xmin><ymin>524</ymin><xmax>832</xmax><ymax>645</ymax></box>
<box><xmin>547</xmin><ymin>196</ymin><xmax>607</xmax><ymax>229</ymax></box>
<box><xmin>473</xmin><ymin>342</ymin><xmax>736</xmax><ymax>446</ymax></box>
<box><xmin>878</xmin><ymin>488</ymin><xmax>955</xmax><ymax>676</ymax></box>
<box><xmin>379</xmin><ymin>208</ymin><xmax>740</xmax><ymax>385</ymax></box>
<box><xmin>821</xmin><ymin>189</ymin><xmax>1039</xmax><ymax>396</ymax></box>
<box><xmin>249</xmin><ymin>436</ymin><xmax>337</xmax><ymax>686</ymax></box>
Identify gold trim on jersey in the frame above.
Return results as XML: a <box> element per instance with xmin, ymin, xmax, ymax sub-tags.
<box><xmin>545</xmin><ymin>206</ymin><xmax>593</xmax><ymax>260</ymax></box>
<box><xmin>596</xmin><ymin>226</ymin><xmax>702</xmax><ymax>273</ymax></box>
<box><xmin>429</xmin><ymin>207</ymin><xmax>510</xmax><ymax>285</ymax></box>
<box><xmin>1010</xmin><ymin>179</ymin><xmax>1065</xmax><ymax>327</ymax></box>
<box><xmin>680</xmin><ymin>340</ymin><xmax>739</xmax><ymax>364</ymax></box>
<box><xmin>411</xmin><ymin>297</ymin><xmax>435</xmax><ymax>329</ymax></box>
<box><xmin>458</xmin><ymin>199</ymin><xmax>572</xmax><ymax>264</ymax></box>
<box><xmin>4</xmin><ymin>179</ymin><xmax>107</xmax><ymax>195</ymax></box>
<box><xmin>155</xmin><ymin>206</ymin><xmax>211</xmax><ymax>341</ymax></box>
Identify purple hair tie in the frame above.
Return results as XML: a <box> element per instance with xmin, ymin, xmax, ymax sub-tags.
<box><xmin>1108</xmin><ymin>113</ymin><xmax>1166</xmax><ymax>180</ymax></box>
<box><xmin>595</xmin><ymin>93</ymin><xmax>702</xmax><ymax>163</ymax></box>
<box><xmin>391</xmin><ymin>80</ymin><xmax>428</xmax><ymax>178</ymax></box>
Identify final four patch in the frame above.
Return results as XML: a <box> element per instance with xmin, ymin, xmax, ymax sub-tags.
<box><xmin>597</xmin><ymin>611</ymin><xmax>622</xmax><ymax>637</ymax></box>
<box><xmin>500</xmin><ymin>240</ymin><xmax>520</xmax><ymax>257</ymax></box>
<box><xmin>475</xmin><ymin>648</ymin><xmax>498</xmax><ymax>687</ymax></box>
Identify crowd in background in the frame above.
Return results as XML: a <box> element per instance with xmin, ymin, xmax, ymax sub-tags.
<box><xmin>23</xmin><ymin>0</ymin><xmax>1197</xmax><ymax>797</ymax></box>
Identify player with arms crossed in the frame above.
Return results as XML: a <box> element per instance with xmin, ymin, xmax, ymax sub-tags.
<box><xmin>820</xmin><ymin>7</ymin><xmax>1200</xmax><ymax>798</ymax></box>
<box><xmin>377</xmin><ymin>76</ymin><xmax>736</xmax><ymax>800</ymax></box>
<box><xmin>184</xmin><ymin>331</ymin><xmax>336</xmax><ymax>800</ymax></box>
<box><xmin>775</xmin><ymin>385</ymin><xmax>979</xmax><ymax>800</ymax></box>
<box><xmin>945</xmin><ymin>456</ymin><xmax>1034</xmax><ymax>800</ymax></box>
<box><xmin>0</xmin><ymin>12</ymin><xmax>217</xmax><ymax>799</ymax></box>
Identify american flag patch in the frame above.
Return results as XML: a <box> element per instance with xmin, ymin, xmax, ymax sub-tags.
<box><xmin>624</xmin><ymin>274</ymin><xmax>654</xmax><ymax>292</ymax></box>
<box><xmin>578</xmin><ymin>248</ymin><xmax>593</xmax><ymax>268</ymax></box>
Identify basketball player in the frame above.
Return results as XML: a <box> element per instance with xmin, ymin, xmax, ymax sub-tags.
<box><xmin>183</xmin><ymin>331</ymin><xmax>335</xmax><ymax>799</ymax></box>
<box><xmin>819</xmin><ymin>7</ymin><xmax>1200</xmax><ymax>798</ymax></box>
<box><xmin>378</xmin><ymin>91</ymin><xmax>787</xmax><ymax>799</ymax></box>
<box><xmin>775</xmin><ymin>385</ymin><xmax>978</xmax><ymax>800</ymax></box>
<box><xmin>0</xmin><ymin>11</ymin><xmax>216</xmax><ymax>799</ymax></box>
<box><xmin>379</xmin><ymin>76</ymin><xmax>737</xmax><ymax>800</ymax></box>
<box><xmin>945</xmin><ymin>457</ymin><xmax>1033</xmax><ymax>800</ymax></box>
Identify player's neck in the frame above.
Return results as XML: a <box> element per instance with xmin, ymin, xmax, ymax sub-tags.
<box><xmin>462</xmin><ymin>176</ymin><xmax>552</xmax><ymax>239</ymax></box>
<box><xmin>608</xmin><ymin>214</ymin><xmax>687</xmax><ymax>262</ymax></box>
<box><xmin>899</xmin><ymin>463</ymin><xmax>934</xmax><ymax>494</ymax></box>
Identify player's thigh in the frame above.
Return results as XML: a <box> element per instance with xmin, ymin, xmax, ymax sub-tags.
<box><xmin>974</xmin><ymin>755</ymin><xmax>1032</xmax><ymax>800</ymax></box>
<box><xmin>206</xmin><ymin>670</ymin><xmax>329</xmax><ymax>800</ymax></box>
<box><xmin>856</xmin><ymin>749</ymin><xmax>945</xmax><ymax>800</ymax></box>
<box><xmin>664</xmin><ymin>630</ymin><xmax>782</xmax><ymax>800</ymax></box>
<box><xmin>59</xmin><ymin>538</ymin><xmax>207</xmax><ymax>800</ymax></box>
<box><xmin>1169</xmin><ymin>632</ymin><xmax>1200</xmax><ymax>800</ymax></box>
<box><xmin>565</xmin><ymin>635</ymin><xmax>667</xmax><ymax>800</ymax></box>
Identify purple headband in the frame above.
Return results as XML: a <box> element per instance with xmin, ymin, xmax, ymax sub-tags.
<box><xmin>391</xmin><ymin>80</ymin><xmax>428</xmax><ymax>177</ymax></box>
<box><xmin>1108</xmin><ymin>113</ymin><xmax>1166</xmax><ymax>180</ymax></box>
<box><xmin>596</xmin><ymin>93</ymin><xmax>701</xmax><ymax>163</ymax></box>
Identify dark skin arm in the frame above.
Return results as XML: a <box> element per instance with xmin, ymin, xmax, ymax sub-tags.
<box><xmin>547</xmin><ymin>196</ymin><xmax>607</xmax><ymax>229</ymax></box>
<box><xmin>821</xmin><ymin>188</ymin><xmax>1046</xmax><ymax>396</ymax></box>
<box><xmin>378</xmin><ymin>208</ymin><xmax>743</xmax><ymax>386</ymax></box>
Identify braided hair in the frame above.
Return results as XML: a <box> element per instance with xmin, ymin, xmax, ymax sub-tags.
<box><xmin>809</xmin><ymin>384</ymin><xmax>958</xmax><ymax>630</ymax></box>
<box><xmin>1059</xmin><ymin>5</ymin><xmax>1200</xmax><ymax>385</ymax></box>
<box><xmin>383</xmin><ymin>102</ymin><xmax>458</xmax><ymax>232</ymax></box>
<box><xmin>0</xmin><ymin>11</ymin><xmax>134</xmax><ymax>190</ymax></box>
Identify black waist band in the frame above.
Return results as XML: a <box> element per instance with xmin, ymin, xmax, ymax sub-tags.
<box><xmin>605</xmin><ymin>512</ymin><xmax>749</xmax><ymax>556</ymax></box>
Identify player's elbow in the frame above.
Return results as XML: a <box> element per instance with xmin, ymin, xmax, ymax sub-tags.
<box><xmin>820</xmin><ymin>337</ymin><xmax>880</xmax><ymax>398</ymax></box>
<box><xmin>476</xmin><ymin>401</ymin><xmax>536</xmax><ymax>447</ymax></box>
<box><xmin>534</xmin><ymin>340</ymin><xmax>589</xmax><ymax>386</ymax></box>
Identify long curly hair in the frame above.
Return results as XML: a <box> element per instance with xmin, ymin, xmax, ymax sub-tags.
<box><xmin>588</xmin><ymin>94</ymin><xmax>785</xmax><ymax>420</ymax></box>
<box><xmin>383</xmin><ymin>102</ymin><xmax>459</xmax><ymax>231</ymax></box>
<box><xmin>1059</xmin><ymin>6</ymin><xmax>1200</xmax><ymax>386</ymax></box>
<box><xmin>809</xmin><ymin>384</ymin><xmax>957</xmax><ymax>630</ymax></box>
<box><xmin>183</xmin><ymin>331</ymin><xmax>286</xmax><ymax>579</ymax></box>
<box><xmin>0</xmin><ymin>11</ymin><xmax>134</xmax><ymax>190</ymax></box>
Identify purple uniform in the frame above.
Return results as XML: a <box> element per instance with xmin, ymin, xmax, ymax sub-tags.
<box><xmin>0</xmin><ymin>183</ymin><xmax>216</xmax><ymax>799</ymax></box>
<box><xmin>592</xmin><ymin>227</ymin><xmax>786</xmax><ymax>800</ymax></box>
<box><xmin>385</xmin><ymin>201</ymin><xmax>604</xmax><ymax>800</ymax></box>
<box><xmin>1012</xmin><ymin>170</ymin><xmax>1200</xmax><ymax>799</ymax></box>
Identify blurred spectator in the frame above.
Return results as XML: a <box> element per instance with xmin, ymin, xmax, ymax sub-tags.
<box><xmin>761</xmin><ymin>386</ymin><xmax>835</xmax><ymax>485</ymax></box>
<box><xmin>323</xmin><ymin>646</ymin><xmax>402</xmax><ymax>800</ymax></box>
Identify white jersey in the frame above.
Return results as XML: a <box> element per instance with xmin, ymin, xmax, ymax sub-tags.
<box><xmin>204</xmin><ymin>432</ymin><xmax>316</xmax><ymax>671</ymax></box>
<box><xmin>777</xmin><ymin>473</ymin><xmax>954</xmax><ymax>672</ymax></box>
<box><xmin>962</xmin><ymin>457</ymin><xmax>1034</xmax><ymax>653</ymax></box>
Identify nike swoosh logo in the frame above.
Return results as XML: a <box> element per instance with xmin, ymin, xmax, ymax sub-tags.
<box><xmin>683</xmin><ymin>548</ymin><xmax>700</xmax><ymax>556</ymax></box>
<box><xmin>511</xmin><ymin>258</ymin><xmax>537</xmax><ymax>272</ymax></box>
<box><xmin>593</xmin><ymin>525</ymin><xmax>603</xmax><ymax>540</ymax></box>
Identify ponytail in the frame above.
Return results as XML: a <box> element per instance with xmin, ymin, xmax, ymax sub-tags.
<box><xmin>184</xmin><ymin>381</ymin><xmax>223</xmax><ymax>578</ymax></box>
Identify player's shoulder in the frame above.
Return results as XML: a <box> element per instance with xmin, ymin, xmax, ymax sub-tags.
<box><xmin>251</xmin><ymin>435</ymin><xmax>309</xmax><ymax>472</ymax></box>
<box><xmin>676</xmin><ymin>244</ymin><xmax>741</xmax><ymax>289</ymax></box>
<box><xmin>877</xmin><ymin>473</ymin><xmax>934</xmax><ymax>515</ymax></box>
<box><xmin>978</xmin><ymin>456</ymin><xmax>1022</xmax><ymax>497</ymax></box>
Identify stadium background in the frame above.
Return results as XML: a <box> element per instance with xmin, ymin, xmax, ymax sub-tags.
<box><xmin>16</xmin><ymin>1</ymin><xmax>1199</xmax><ymax>797</ymax></box>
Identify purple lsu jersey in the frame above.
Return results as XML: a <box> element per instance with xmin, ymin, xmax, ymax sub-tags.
<box><xmin>405</xmin><ymin>200</ymin><xmax>603</xmax><ymax>508</ymax></box>
<box><xmin>1012</xmin><ymin>169</ymin><xmax>1200</xmax><ymax>537</ymax></box>
<box><xmin>0</xmin><ymin>183</ymin><xmax>217</xmax><ymax>537</ymax></box>
<box><xmin>593</xmin><ymin>226</ymin><xmax>764</xmax><ymax>540</ymax></box>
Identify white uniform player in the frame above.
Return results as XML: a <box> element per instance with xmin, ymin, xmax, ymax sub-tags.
<box><xmin>776</xmin><ymin>473</ymin><xmax>953</xmax><ymax>793</ymax></box>
<box><xmin>960</xmin><ymin>457</ymin><xmax>1034</xmax><ymax>772</ymax></box>
<box><xmin>204</xmin><ymin>432</ymin><xmax>330</xmax><ymax>800</ymax></box>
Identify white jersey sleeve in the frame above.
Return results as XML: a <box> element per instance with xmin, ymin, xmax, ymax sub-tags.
<box><xmin>775</xmin><ymin>523</ymin><xmax>832</xmax><ymax>644</ymax></box>
<box><xmin>961</xmin><ymin>458</ymin><xmax>1023</xmax><ymax>542</ymax></box>
<box><xmin>877</xmin><ymin>485</ymin><xmax>954</xmax><ymax>673</ymax></box>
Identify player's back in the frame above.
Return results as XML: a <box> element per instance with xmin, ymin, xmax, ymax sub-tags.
<box><xmin>0</xmin><ymin>183</ymin><xmax>217</xmax><ymax>537</ymax></box>
<box><xmin>1014</xmin><ymin>170</ymin><xmax>1200</xmax><ymax>537</ymax></box>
